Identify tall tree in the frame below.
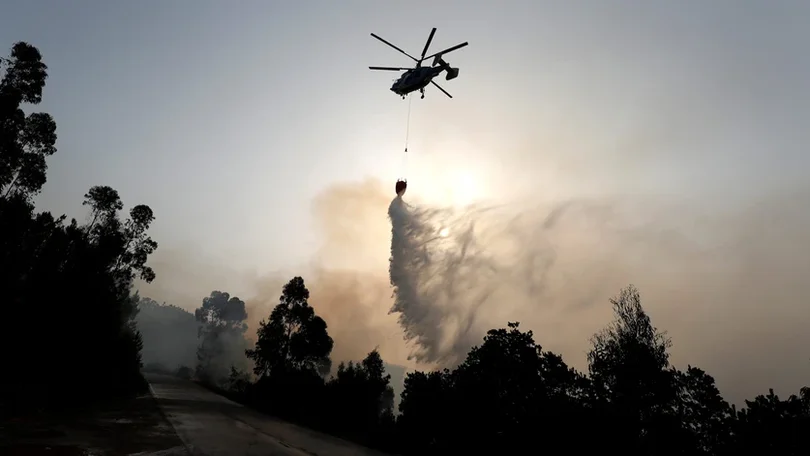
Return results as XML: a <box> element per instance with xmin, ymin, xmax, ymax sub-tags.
<box><xmin>194</xmin><ymin>290</ymin><xmax>249</xmax><ymax>384</ymax></box>
<box><xmin>360</xmin><ymin>349</ymin><xmax>395</xmax><ymax>418</ymax></box>
<box><xmin>246</xmin><ymin>276</ymin><xmax>333</xmax><ymax>377</ymax></box>
<box><xmin>0</xmin><ymin>42</ymin><xmax>56</xmax><ymax>199</ymax></box>
<box><xmin>81</xmin><ymin>185</ymin><xmax>158</xmax><ymax>290</ymax></box>
<box><xmin>0</xmin><ymin>43</ymin><xmax>160</xmax><ymax>418</ymax></box>
<box><xmin>587</xmin><ymin>285</ymin><xmax>683</xmax><ymax>454</ymax></box>
<box><xmin>397</xmin><ymin>369</ymin><xmax>454</xmax><ymax>453</ymax></box>
<box><xmin>331</xmin><ymin>351</ymin><xmax>394</xmax><ymax>420</ymax></box>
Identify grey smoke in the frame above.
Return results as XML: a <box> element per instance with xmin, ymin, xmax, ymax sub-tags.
<box><xmin>138</xmin><ymin>178</ymin><xmax>810</xmax><ymax>406</ymax></box>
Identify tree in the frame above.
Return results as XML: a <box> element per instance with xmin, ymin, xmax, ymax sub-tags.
<box><xmin>118</xmin><ymin>204</ymin><xmax>158</xmax><ymax>282</ymax></box>
<box><xmin>82</xmin><ymin>185</ymin><xmax>158</xmax><ymax>288</ymax></box>
<box><xmin>325</xmin><ymin>349</ymin><xmax>395</xmax><ymax>441</ymax></box>
<box><xmin>194</xmin><ymin>290</ymin><xmax>249</xmax><ymax>385</ymax></box>
<box><xmin>674</xmin><ymin>366</ymin><xmax>734</xmax><ymax>454</ymax></box>
<box><xmin>246</xmin><ymin>276</ymin><xmax>333</xmax><ymax>378</ymax></box>
<box><xmin>0</xmin><ymin>183</ymin><xmax>157</xmax><ymax>415</ymax></box>
<box><xmin>397</xmin><ymin>322</ymin><xmax>589</xmax><ymax>454</ymax></box>
<box><xmin>451</xmin><ymin>321</ymin><xmax>547</xmax><ymax>448</ymax></box>
<box><xmin>0</xmin><ymin>42</ymin><xmax>158</xmax><ymax>417</ymax></box>
<box><xmin>731</xmin><ymin>388</ymin><xmax>810</xmax><ymax>455</ymax></box>
<box><xmin>83</xmin><ymin>185</ymin><xmax>123</xmax><ymax>232</ymax></box>
<box><xmin>0</xmin><ymin>42</ymin><xmax>56</xmax><ymax>199</ymax></box>
<box><xmin>397</xmin><ymin>369</ymin><xmax>454</xmax><ymax>453</ymax></box>
<box><xmin>587</xmin><ymin>285</ymin><xmax>684</xmax><ymax>454</ymax></box>
<box><xmin>360</xmin><ymin>349</ymin><xmax>396</xmax><ymax>418</ymax></box>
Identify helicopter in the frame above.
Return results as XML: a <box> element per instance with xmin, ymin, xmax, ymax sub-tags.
<box><xmin>369</xmin><ymin>27</ymin><xmax>468</xmax><ymax>99</ymax></box>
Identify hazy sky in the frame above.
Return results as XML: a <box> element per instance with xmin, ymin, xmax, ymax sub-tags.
<box><xmin>2</xmin><ymin>1</ymin><xmax>809</xmax><ymax>402</ymax></box>
<box><xmin>3</xmin><ymin>0</ymin><xmax>805</xmax><ymax>271</ymax></box>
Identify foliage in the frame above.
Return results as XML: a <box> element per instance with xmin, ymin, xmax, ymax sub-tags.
<box><xmin>323</xmin><ymin>349</ymin><xmax>396</xmax><ymax>442</ymax></box>
<box><xmin>0</xmin><ymin>42</ymin><xmax>158</xmax><ymax>418</ymax></box>
<box><xmin>246</xmin><ymin>276</ymin><xmax>334</xmax><ymax>378</ymax></box>
<box><xmin>586</xmin><ymin>284</ymin><xmax>684</xmax><ymax>453</ymax></box>
<box><xmin>396</xmin><ymin>322</ymin><xmax>592</xmax><ymax>454</ymax></box>
<box><xmin>194</xmin><ymin>291</ymin><xmax>250</xmax><ymax>385</ymax></box>
<box><xmin>231</xmin><ymin>280</ymin><xmax>808</xmax><ymax>455</ymax></box>
<box><xmin>242</xmin><ymin>277</ymin><xmax>335</xmax><ymax>425</ymax></box>
<box><xmin>729</xmin><ymin>388</ymin><xmax>810</xmax><ymax>455</ymax></box>
<box><xmin>0</xmin><ymin>42</ymin><xmax>55</xmax><ymax>199</ymax></box>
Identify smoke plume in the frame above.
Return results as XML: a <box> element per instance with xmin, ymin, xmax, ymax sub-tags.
<box><xmin>138</xmin><ymin>177</ymin><xmax>810</xmax><ymax>405</ymax></box>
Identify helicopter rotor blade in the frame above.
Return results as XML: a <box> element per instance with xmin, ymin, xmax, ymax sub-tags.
<box><xmin>430</xmin><ymin>80</ymin><xmax>453</xmax><ymax>98</ymax></box>
<box><xmin>370</xmin><ymin>33</ymin><xmax>418</xmax><ymax>62</ymax></box>
<box><xmin>425</xmin><ymin>42</ymin><xmax>469</xmax><ymax>62</ymax></box>
<box><xmin>369</xmin><ymin>66</ymin><xmax>410</xmax><ymax>71</ymax></box>
<box><xmin>420</xmin><ymin>28</ymin><xmax>437</xmax><ymax>61</ymax></box>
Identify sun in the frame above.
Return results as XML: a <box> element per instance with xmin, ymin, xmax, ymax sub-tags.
<box><xmin>405</xmin><ymin>150</ymin><xmax>489</xmax><ymax>208</ymax></box>
<box><xmin>439</xmin><ymin>227</ymin><xmax>450</xmax><ymax>237</ymax></box>
<box><xmin>446</xmin><ymin>168</ymin><xmax>483</xmax><ymax>207</ymax></box>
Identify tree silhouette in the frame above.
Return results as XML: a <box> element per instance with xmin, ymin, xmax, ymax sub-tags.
<box><xmin>674</xmin><ymin>366</ymin><xmax>734</xmax><ymax>454</ymax></box>
<box><xmin>0</xmin><ymin>41</ymin><xmax>158</xmax><ymax>418</ymax></box>
<box><xmin>179</xmin><ymin>276</ymin><xmax>809</xmax><ymax>455</ymax></box>
<box><xmin>83</xmin><ymin>185</ymin><xmax>124</xmax><ymax>231</ymax></box>
<box><xmin>359</xmin><ymin>349</ymin><xmax>396</xmax><ymax>419</ymax></box>
<box><xmin>396</xmin><ymin>322</ymin><xmax>590</xmax><ymax>453</ymax></box>
<box><xmin>396</xmin><ymin>368</ymin><xmax>454</xmax><ymax>452</ymax></box>
<box><xmin>324</xmin><ymin>349</ymin><xmax>396</xmax><ymax>442</ymax></box>
<box><xmin>731</xmin><ymin>388</ymin><xmax>810</xmax><ymax>455</ymax></box>
<box><xmin>241</xmin><ymin>277</ymin><xmax>334</xmax><ymax>427</ymax></box>
<box><xmin>0</xmin><ymin>42</ymin><xmax>55</xmax><ymax>199</ymax></box>
<box><xmin>194</xmin><ymin>290</ymin><xmax>249</xmax><ymax>385</ymax></box>
<box><xmin>586</xmin><ymin>285</ymin><xmax>683</xmax><ymax>454</ymax></box>
<box><xmin>246</xmin><ymin>276</ymin><xmax>333</xmax><ymax>378</ymax></box>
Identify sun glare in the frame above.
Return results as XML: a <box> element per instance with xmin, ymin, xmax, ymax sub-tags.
<box><xmin>439</xmin><ymin>227</ymin><xmax>450</xmax><ymax>237</ymax></box>
<box><xmin>403</xmin><ymin>138</ymin><xmax>491</xmax><ymax>208</ymax></box>
<box><xmin>445</xmin><ymin>168</ymin><xmax>483</xmax><ymax>207</ymax></box>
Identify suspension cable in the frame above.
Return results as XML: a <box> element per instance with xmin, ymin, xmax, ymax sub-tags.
<box><xmin>400</xmin><ymin>94</ymin><xmax>412</xmax><ymax>180</ymax></box>
<box><xmin>403</xmin><ymin>94</ymin><xmax>412</xmax><ymax>153</ymax></box>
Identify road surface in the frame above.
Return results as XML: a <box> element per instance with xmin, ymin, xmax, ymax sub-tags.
<box><xmin>146</xmin><ymin>373</ymin><xmax>391</xmax><ymax>456</ymax></box>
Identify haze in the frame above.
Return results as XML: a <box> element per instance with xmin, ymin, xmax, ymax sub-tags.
<box><xmin>3</xmin><ymin>1</ymin><xmax>809</xmax><ymax>405</ymax></box>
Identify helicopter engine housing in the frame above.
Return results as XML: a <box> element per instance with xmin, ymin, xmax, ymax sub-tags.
<box><xmin>446</xmin><ymin>67</ymin><xmax>459</xmax><ymax>80</ymax></box>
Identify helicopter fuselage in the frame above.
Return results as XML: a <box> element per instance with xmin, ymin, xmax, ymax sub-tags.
<box><xmin>390</xmin><ymin>66</ymin><xmax>444</xmax><ymax>96</ymax></box>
